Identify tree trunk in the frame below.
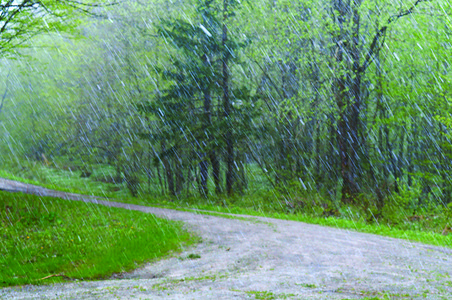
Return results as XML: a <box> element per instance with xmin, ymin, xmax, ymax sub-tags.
<box><xmin>333</xmin><ymin>0</ymin><xmax>361</xmax><ymax>203</ymax></box>
<box><xmin>175</xmin><ymin>153</ymin><xmax>184</xmax><ymax>195</ymax></box>
<box><xmin>199</xmin><ymin>54</ymin><xmax>212</xmax><ymax>197</ymax></box>
<box><xmin>223</xmin><ymin>0</ymin><xmax>234</xmax><ymax>196</ymax></box>
<box><xmin>350</xmin><ymin>0</ymin><xmax>363</xmax><ymax>179</ymax></box>
<box><xmin>235</xmin><ymin>143</ymin><xmax>247</xmax><ymax>193</ymax></box>
<box><xmin>210</xmin><ymin>150</ymin><xmax>221</xmax><ymax>194</ymax></box>
<box><xmin>161</xmin><ymin>141</ymin><xmax>175</xmax><ymax>196</ymax></box>
<box><xmin>156</xmin><ymin>160</ymin><xmax>164</xmax><ymax>195</ymax></box>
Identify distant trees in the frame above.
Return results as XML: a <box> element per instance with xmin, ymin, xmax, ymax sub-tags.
<box><xmin>2</xmin><ymin>0</ymin><xmax>452</xmax><ymax>214</ymax></box>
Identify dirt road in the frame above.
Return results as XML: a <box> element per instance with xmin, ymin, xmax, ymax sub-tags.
<box><xmin>1</xmin><ymin>178</ymin><xmax>451</xmax><ymax>299</ymax></box>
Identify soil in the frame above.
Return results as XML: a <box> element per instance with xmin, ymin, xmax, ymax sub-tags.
<box><xmin>1</xmin><ymin>177</ymin><xmax>451</xmax><ymax>299</ymax></box>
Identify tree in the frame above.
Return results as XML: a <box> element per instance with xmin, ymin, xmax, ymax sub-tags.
<box><xmin>0</xmin><ymin>0</ymin><xmax>108</xmax><ymax>57</ymax></box>
<box><xmin>330</xmin><ymin>0</ymin><xmax>430</xmax><ymax>203</ymax></box>
<box><xmin>138</xmin><ymin>0</ymin><xmax>250</xmax><ymax>197</ymax></box>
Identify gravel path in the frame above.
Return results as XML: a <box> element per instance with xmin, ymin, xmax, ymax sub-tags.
<box><xmin>1</xmin><ymin>178</ymin><xmax>452</xmax><ymax>299</ymax></box>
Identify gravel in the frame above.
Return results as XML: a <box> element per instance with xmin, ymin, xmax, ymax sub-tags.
<box><xmin>1</xmin><ymin>178</ymin><xmax>452</xmax><ymax>299</ymax></box>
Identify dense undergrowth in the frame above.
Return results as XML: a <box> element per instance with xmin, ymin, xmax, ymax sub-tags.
<box><xmin>0</xmin><ymin>191</ymin><xmax>197</xmax><ymax>287</ymax></box>
<box><xmin>1</xmin><ymin>161</ymin><xmax>451</xmax><ymax>250</ymax></box>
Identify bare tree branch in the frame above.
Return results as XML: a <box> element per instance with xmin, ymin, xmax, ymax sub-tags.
<box><xmin>361</xmin><ymin>0</ymin><xmax>429</xmax><ymax>73</ymax></box>
<box><xmin>0</xmin><ymin>0</ymin><xmax>117</xmax><ymax>56</ymax></box>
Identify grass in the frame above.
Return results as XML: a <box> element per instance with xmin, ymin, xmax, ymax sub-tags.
<box><xmin>243</xmin><ymin>290</ymin><xmax>296</xmax><ymax>300</ymax></box>
<box><xmin>152</xmin><ymin>273</ymin><xmax>229</xmax><ymax>291</ymax></box>
<box><xmin>0</xmin><ymin>191</ymin><xmax>198</xmax><ymax>287</ymax></box>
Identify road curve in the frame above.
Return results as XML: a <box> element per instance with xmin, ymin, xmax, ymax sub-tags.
<box><xmin>0</xmin><ymin>178</ymin><xmax>451</xmax><ymax>299</ymax></box>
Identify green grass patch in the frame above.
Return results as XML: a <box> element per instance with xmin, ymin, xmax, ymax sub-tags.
<box><xmin>152</xmin><ymin>273</ymin><xmax>229</xmax><ymax>290</ymax></box>
<box><xmin>243</xmin><ymin>290</ymin><xmax>296</xmax><ymax>300</ymax></box>
<box><xmin>0</xmin><ymin>191</ymin><xmax>198</xmax><ymax>287</ymax></box>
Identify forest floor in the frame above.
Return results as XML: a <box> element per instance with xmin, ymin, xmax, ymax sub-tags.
<box><xmin>1</xmin><ymin>178</ymin><xmax>452</xmax><ymax>299</ymax></box>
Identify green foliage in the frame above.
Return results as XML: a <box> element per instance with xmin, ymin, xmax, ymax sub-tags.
<box><xmin>388</xmin><ymin>179</ymin><xmax>422</xmax><ymax>214</ymax></box>
<box><xmin>0</xmin><ymin>0</ymin><xmax>94</xmax><ymax>57</ymax></box>
<box><xmin>0</xmin><ymin>191</ymin><xmax>196</xmax><ymax>287</ymax></box>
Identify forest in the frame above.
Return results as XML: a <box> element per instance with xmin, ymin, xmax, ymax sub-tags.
<box><xmin>1</xmin><ymin>0</ymin><xmax>452</xmax><ymax>232</ymax></box>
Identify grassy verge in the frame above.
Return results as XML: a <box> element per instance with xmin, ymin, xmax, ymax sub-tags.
<box><xmin>0</xmin><ymin>191</ymin><xmax>198</xmax><ymax>287</ymax></box>
<box><xmin>0</xmin><ymin>166</ymin><xmax>128</xmax><ymax>198</ymax></box>
<box><xmin>137</xmin><ymin>196</ymin><xmax>452</xmax><ymax>248</ymax></box>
